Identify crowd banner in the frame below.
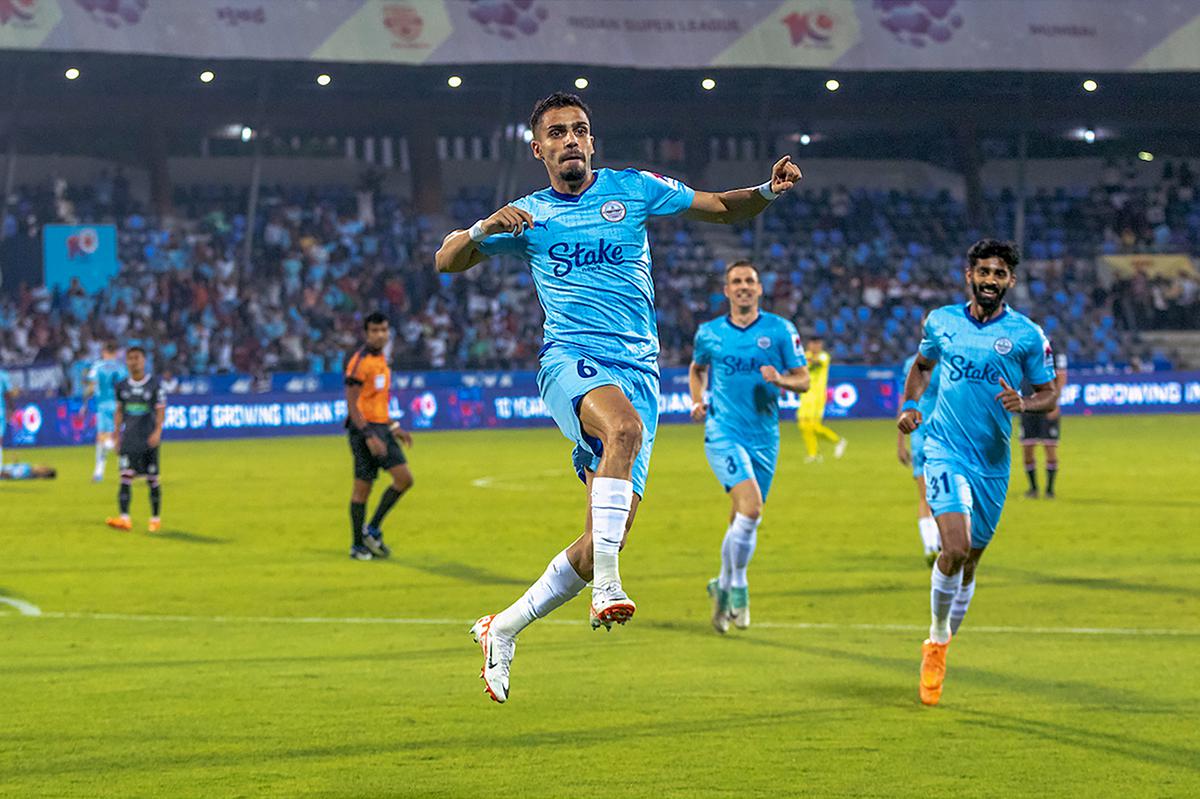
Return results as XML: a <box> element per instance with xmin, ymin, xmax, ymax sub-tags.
<box><xmin>6</xmin><ymin>368</ymin><xmax>1199</xmax><ymax>449</ymax></box>
<box><xmin>42</xmin><ymin>224</ymin><xmax>119</xmax><ymax>294</ymax></box>
<box><xmin>1099</xmin><ymin>254</ymin><xmax>1197</xmax><ymax>281</ymax></box>
<box><xmin>1</xmin><ymin>1</ymin><xmax>1199</xmax><ymax>72</ymax></box>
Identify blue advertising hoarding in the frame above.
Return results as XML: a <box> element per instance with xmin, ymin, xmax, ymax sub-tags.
<box><xmin>42</xmin><ymin>224</ymin><xmax>120</xmax><ymax>294</ymax></box>
<box><xmin>5</xmin><ymin>369</ymin><xmax>1199</xmax><ymax>450</ymax></box>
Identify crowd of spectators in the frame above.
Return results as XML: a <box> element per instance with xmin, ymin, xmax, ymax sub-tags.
<box><xmin>2</xmin><ymin>160</ymin><xmax>1198</xmax><ymax>387</ymax></box>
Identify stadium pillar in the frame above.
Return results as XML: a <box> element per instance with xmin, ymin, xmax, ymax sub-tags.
<box><xmin>954</xmin><ymin>122</ymin><xmax>984</xmax><ymax>229</ymax></box>
<box><xmin>242</xmin><ymin>72</ymin><xmax>270</xmax><ymax>273</ymax></box>
<box><xmin>408</xmin><ymin>121</ymin><xmax>442</xmax><ymax>216</ymax></box>
<box><xmin>147</xmin><ymin>121</ymin><xmax>173</xmax><ymax>218</ymax></box>
<box><xmin>0</xmin><ymin>64</ymin><xmax>25</xmax><ymax>243</ymax></box>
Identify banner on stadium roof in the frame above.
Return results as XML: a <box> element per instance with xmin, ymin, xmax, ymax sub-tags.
<box><xmin>41</xmin><ymin>224</ymin><xmax>118</xmax><ymax>295</ymax></box>
<box><xmin>2</xmin><ymin>0</ymin><xmax>1199</xmax><ymax>72</ymax></box>
<box><xmin>1100</xmin><ymin>254</ymin><xmax>1198</xmax><ymax>281</ymax></box>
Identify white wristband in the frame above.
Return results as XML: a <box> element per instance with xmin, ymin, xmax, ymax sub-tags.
<box><xmin>468</xmin><ymin>220</ymin><xmax>488</xmax><ymax>242</ymax></box>
<box><xmin>757</xmin><ymin>181</ymin><xmax>779</xmax><ymax>201</ymax></box>
<box><xmin>691</xmin><ymin>401</ymin><xmax>704</xmax><ymax>413</ymax></box>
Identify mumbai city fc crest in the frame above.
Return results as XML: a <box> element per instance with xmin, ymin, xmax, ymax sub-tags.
<box><xmin>757</xmin><ymin>336</ymin><xmax>772</xmax><ymax>350</ymax></box>
<box><xmin>601</xmin><ymin>200</ymin><xmax>626</xmax><ymax>223</ymax></box>
<box><xmin>993</xmin><ymin>337</ymin><xmax>1014</xmax><ymax>355</ymax></box>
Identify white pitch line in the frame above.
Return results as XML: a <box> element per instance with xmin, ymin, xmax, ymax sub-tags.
<box><xmin>5</xmin><ymin>609</ymin><xmax>1199</xmax><ymax>637</ymax></box>
<box><xmin>0</xmin><ymin>597</ymin><xmax>42</xmax><ymax>616</ymax></box>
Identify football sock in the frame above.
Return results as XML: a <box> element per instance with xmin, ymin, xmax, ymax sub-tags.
<box><xmin>718</xmin><ymin>525</ymin><xmax>736</xmax><ymax>591</ymax></box>
<box><xmin>728</xmin><ymin>513</ymin><xmax>760</xmax><ymax>589</ymax></box>
<box><xmin>1045</xmin><ymin>461</ymin><xmax>1058</xmax><ymax>494</ymax></box>
<box><xmin>1026</xmin><ymin>467</ymin><xmax>1038</xmax><ymax>493</ymax></box>
<box><xmin>94</xmin><ymin>441</ymin><xmax>107</xmax><ymax>476</ymax></box>
<box><xmin>591</xmin><ymin>477</ymin><xmax>633</xmax><ymax>591</ymax></box>
<box><xmin>349</xmin><ymin>501</ymin><xmax>366</xmax><ymax>547</ymax></box>
<box><xmin>148</xmin><ymin>476</ymin><xmax>161</xmax><ymax>517</ymax></box>
<box><xmin>799</xmin><ymin>422</ymin><xmax>818</xmax><ymax>457</ymax></box>
<box><xmin>950</xmin><ymin>578</ymin><xmax>976</xmax><ymax>635</ymax></box>
<box><xmin>118</xmin><ymin>479</ymin><xmax>132</xmax><ymax>514</ymax></box>
<box><xmin>369</xmin><ymin>486</ymin><xmax>404</xmax><ymax>529</ymax></box>
<box><xmin>929</xmin><ymin>563</ymin><xmax>963</xmax><ymax>644</ymax></box>
<box><xmin>492</xmin><ymin>549</ymin><xmax>587</xmax><ymax>638</ymax></box>
<box><xmin>817</xmin><ymin>423</ymin><xmax>840</xmax><ymax>444</ymax></box>
<box><xmin>918</xmin><ymin>516</ymin><xmax>940</xmax><ymax>552</ymax></box>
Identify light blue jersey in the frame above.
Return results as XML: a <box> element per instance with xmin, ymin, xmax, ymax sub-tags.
<box><xmin>919</xmin><ymin>303</ymin><xmax>1055</xmax><ymax>477</ymax></box>
<box><xmin>88</xmin><ymin>358</ymin><xmax>127</xmax><ymax>405</ymax></box>
<box><xmin>478</xmin><ymin>167</ymin><xmax>695</xmax><ymax>375</ymax></box>
<box><xmin>901</xmin><ymin>353</ymin><xmax>940</xmax><ymax>478</ymax></box>
<box><xmin>0</xmin><ymin>368</ymin><xmax>11</xmax><ymax>435</ymax></box>
<box><xmin>694</xmin><ymin>313</ymin><xmax>806</xmax><ymax>446</ymax></box>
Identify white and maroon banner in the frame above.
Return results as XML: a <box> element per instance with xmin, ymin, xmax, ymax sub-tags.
<box><xmin>1</xmin><ymin>0</ymin><xmax>1199</xmax><ymax>71</ymax></box>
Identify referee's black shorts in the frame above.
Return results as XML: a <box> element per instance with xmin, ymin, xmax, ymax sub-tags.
<box><xmin>1020</xmin><ymin>413</ymin><xmax>1061</xmax><ymax>445</ymax></box>
<box><xmin>348</xmin><ymin>423</ymin><xmax>406</xmax><ymax>481</ymax></box>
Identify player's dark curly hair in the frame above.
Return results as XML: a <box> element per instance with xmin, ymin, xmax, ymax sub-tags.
<box><xmin>967</xmin><ymin>239</ymin><xmax>1020</xmax><ymax>270</ymax></box>
<box><xmin>363</xmin><ymin>311</ymin><xmax>388</xmax><ymax>330</ymax></box>
<box><xmin>529</xmin><ymin>92</ymin><xmax>591</xmax><ymax>135</ymax></box>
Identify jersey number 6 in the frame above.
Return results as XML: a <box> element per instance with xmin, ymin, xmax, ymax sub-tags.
<box><xmin>576</xmin><ymin>359</ymin><xmax>598</xmax><ymax>379</ymax></box>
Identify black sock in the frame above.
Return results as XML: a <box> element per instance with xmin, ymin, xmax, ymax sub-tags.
<box><xmin>369</xmin><ymin>487</ymin><xmax>405</xmax><ymax>530</ymax></box>
<box><xmin>350</xmin><ymin>502</ymin><xmax>366</xmax><ymax>547</ymax></box>
<box><xmin>119</xmin><ymin>483</ymin><xmax>131</xmax><ymax>514</ymax></box>
<box><xmin>149</xmin><ymin>484</ymin><xmax>161</xmax><ymax>516</ymax></box>
<box><xmin>1026</xmin><ymin>468</ymin><xmax>1038</xmax><ymax>492</ymax></box>
<box><xmin>1046</xmin><ymin>465</ymin><xmax>1058</xmax><ymax>494</ymax></box>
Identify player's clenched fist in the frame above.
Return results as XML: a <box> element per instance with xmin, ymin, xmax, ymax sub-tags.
<box><xmin>690</xmin><ymin>402</ymin><xmax>707</xmax><ymax>422</ymax></box>
<box><xmin>897</xmin><ymin>409</ymin><xmax>922</xmax><ymax>434</ymax></box>
<box><xmin>769</xmin><ymin>155</ymin><xmax>802</xmax><ymax>195</ymax></box>
<box><xmin>482</xmin><ymin>205</ymin><xmax>535</xmax><ymax>237</ymax></box>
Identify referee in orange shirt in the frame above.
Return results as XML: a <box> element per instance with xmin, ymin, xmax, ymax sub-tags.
<box><xmin>344</xmin><ymin>312</ymin><xmax>414</xmax><ymax>560</ymax></box>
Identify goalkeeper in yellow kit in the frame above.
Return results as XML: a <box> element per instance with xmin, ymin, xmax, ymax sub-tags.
<box><xmin>797</xmin><ymin>337</ymin><xmax>847</xmax><ymax>462</ymax></box>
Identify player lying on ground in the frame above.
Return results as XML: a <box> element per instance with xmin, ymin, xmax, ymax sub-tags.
<box><xmin>436</xmin><ymin>91</ymin><xmax>801</xmax><ymax>703</ymax></box>
<box><xmin>0</xmin><ymin>463</ymin><xmax>56</xmax><ymax>480</ymax></box>
<box><xmin>689</xmin><ymin>260</ymin><xmax>809</xmax><ymax>633</ymax></box>
<box><xmin>897</xmin><ymin>239</ymin><xmax>1058</xmax><ymax>706</ymax></box>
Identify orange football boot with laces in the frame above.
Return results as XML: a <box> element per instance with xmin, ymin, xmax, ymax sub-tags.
<box><xmin>106</xmin><ymin>515</ymin><xmax>133</xmax><ymax>531</ymax></box>
<box><xmin>919</xmin><ymin>638</ymin><xmax>950</xmax><ymax>705</ymax></box>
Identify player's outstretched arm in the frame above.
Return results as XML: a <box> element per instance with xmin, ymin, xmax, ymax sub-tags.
<box><xmin>435</xmin><ymin>205</ymin><xmax>534</xmax><ymax>274</ymax></box>
<box><xmin>684</xmin><ymin>155</ymin><xmax>802</xmax><ymax>225</ymax></box>
<box><xmin>688</xmin><ymin>361</ymin><xmax>709</xmax><ymax>422</ymax></box>
<box><xmin>898</xmin><ymin>354</ymin><xmax>936</xmax><ymax>434</ymax></box>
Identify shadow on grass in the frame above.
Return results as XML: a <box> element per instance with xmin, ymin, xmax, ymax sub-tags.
<box><xmin>154</xmin><ymin>530</ymin><xmax>230</xmax><ymax>545</ymax></box>
<box><xmin>1057</xmin><ymin>495</ymin><xmax>1200</xmax><ymax>509</ymax></box>
<box><xmin>989</xmin><ymin>565</ymin><xmax>1200</xmax><ymax>598</ymax></box>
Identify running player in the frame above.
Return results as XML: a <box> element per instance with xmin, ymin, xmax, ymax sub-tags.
<box><xmin>898</xmin><ymin>339</ymin><xmax>942</xmax><ymax>565</ymax></box>
<box><xmin>106</xmin><ymin>347</ymin><xmax>167</xmax><ymax>533</ymax></box>
<box><xmin>897</xmin><ymin>239</ymin><xmax>1058</xmax><ymax>706</ymax></box>
<box><xmin>344</xmin><ymin>312</ymin><xmax>414</xmax><ymax>561</ymax></box>
<box><xmin>435</xmin><ymin>91</ymin><xmax>801</xmax><ymax>703</ymax></box>
<box><xmin>797</xmin><ymin>336</ymin><xmax>847</xmax><ymax>462</ymax></box>
<box><xmin>83</xmin><ymin>341</ymin><xmax>127</xmax><ymax>482</ymax></box>
<box><xmin>689</xmin><ymin>260</ymin><xmax>809</xmax><ymax>633</ymax></box>
<box><xmin>0</xmin><ymin>366</ymin><xmax>15</xmax><ymax>465</ymax></box>
<box><xmin>1021</xmin><ymin>346</ymin><xmax>1068</xmax><ymax>498</ymax></box>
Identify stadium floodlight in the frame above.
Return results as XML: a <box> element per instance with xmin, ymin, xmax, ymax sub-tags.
<box><xmin>825</xmin><ymin>78</ymin><xmax>841</xmax><ymax>92</ymax></box>
<box><xmin>316</xmin><ymin>74</ymin><xmax>332</xmax><ymax>86</ymax></box>
<box><xmin>799</xmin><ymin>133</ymin><xmax>812</xmax><ymax>146</ymax></box>
<box><xmin>200</xmin><ymin>70</ymin><xmax>215</xmax><ymax>84</ymax></box>
<box><xmin>1082</xmin><ymin>128</ymin><xmax>1096</xmax><ymax>144</ymax></box>
<box><xmin>574</xmin><ymin>77</ymin><xmax>589</xmax><ymax>90</ymax></box>
<box><xmin>522</xmin><ymin>127</ymin><xmax>534</xmax><ymax>143</ymax></box>
<box><xmin>447</xmin><ymin>75</ymin><xmax>463</xmax><ymax>88</ymax></box>
<box><xmin>701</xmin><ymin>77</ymin><xmax>716</xmax><ymax>91</ymax></box>
<box><xmin>64</xmin><ymin>67</ymin><xmax>80</xmax><ymax>81</ymax></box>
<box><xmin>240</xmin><ymin>126</ymin><xmax>253</xmax><ymax>142</ymax></box>
<box><xmin>1082</xmin><ymin>79</ymin><xmax>1098</xmax><ymax>92</ymax></box>
<box><xmin>1138</xmin><ymin>151</ymin><xmax>1154</xmax><ymax>162</ymax></box>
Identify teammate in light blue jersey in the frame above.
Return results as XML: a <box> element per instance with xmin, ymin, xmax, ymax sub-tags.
<box><xmin>689</xmin><ymin>260</ymin><xmax>809</xmax><ymax>634</ymax></box>
<box><xmin>436</xmin><ymin>91</ymin><xmax>802</xmax><ymax>704</ymax></box>
<box><xmin>898</xmin><ymin>340</ymin><xmax>943</xmax><ymax>565</ymax></box>
<box><xmin>898</xmin><ymin>240</ymin><xmax>1058</xmax><ymax>706</ymax></box>
<box><xmin>84</xmin><ymin>341</ymin><xmax>127</xmax><ymax>482</ymax></box>
<box><xmin>0</xmin><ymin>367</ymin><xmax>16</xmax><ymax>465</ymax></box>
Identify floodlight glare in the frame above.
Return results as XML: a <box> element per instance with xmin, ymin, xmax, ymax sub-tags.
<box><xmin>701</xmin><ymin>77</ymin><xmax>716</xmax><ymax>91</ymax></box>
<box><xmin>316</xmin><ymin>74</ymin><xmax>332</xmax><ymax>86</ymax></box>
<box><xmin>1082</xmin><ymin>79</ymin><xmax>1098</xmax><ymax>92</ymax></box>
<box><xmin>447</xmin><ymin>75</ymin><xmax>463</xmax><ymax>88</ymax></box>
<box><xmin>574</xmin><ymin>77</ymin><xmax>589</xmax><ymax>90</ymax></box>
<box><xmin>825</xmin><ymin>78</ymin><xmax>841</xmax><ymax>92</ymax></box>
<box><xmin>200</xmin><ymin>70</ymin><xmax>215</xmax><ymax>84</ymax></box>
<box><xmin>64</xmin><ymin>67</ymin><xmax>80</xmax><ymax>81</ymax></box>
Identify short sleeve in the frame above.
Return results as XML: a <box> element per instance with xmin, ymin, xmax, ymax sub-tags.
<box><xmin>344</xmin><ymin>351</ymin><xmax>365</xmax><ymax>385</ymax></box>
<box><xmin>779</xmin><ymin>319</ymin><xmax>806</xmax><ymax>370</ymax></box>
<box><xmin>476</xmin><ymin>232</ymin><xmax>526</xmax><ymax>258</ymax></box>
<box><xmin>86</xmin><ymin>363</ymin><xmax>98</xmax><ymax>382</ymax></box>
<box><xmin>691</xmin><ymin>326</ymin><xmax>712</xmax><ymax>366</ymax></box>
<box><xmin>154</xmin><ymin>382</ymin><xmax>167</xmax><ymax>408</ymax></box>
<box><xmin>918</xmin><ymin>313</ymin><xmax>942</xmax><ymax>361</ymax></box>
<box><xmin>638</xmin><ymin>170</ymin><xmax>696</xmax><ymax>217</ymax></box>
<box><xmin>1023</xmin><ymin>326</ymin><xmax>1056</xmax><ymax>386</ymax></box>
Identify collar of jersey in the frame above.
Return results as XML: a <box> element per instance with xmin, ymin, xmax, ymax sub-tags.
<box><xmin>725</xmin><ymin>313</ymin><xmax>764</xmax><ymax>332</ymax></box>
<box><xmin>545</xmin><ymin>171</ymin><xmax>600</xmax><ymax>203</ymax></box>
<box><xmin>961</xmin><ymin>302</ymin><xmax>1008</xmax><ymax>329</ymax></box>
<box><xmin>128</xmin><ymin>374</ymin><xmax>151</xmax><ymax>387</ymax></box>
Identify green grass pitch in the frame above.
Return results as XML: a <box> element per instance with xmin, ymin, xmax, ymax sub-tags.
<box><xmin>2</xmin><ymin>415</ymin><xmax>1198</xmax><ymax>798</ymax></box>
